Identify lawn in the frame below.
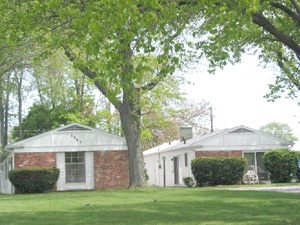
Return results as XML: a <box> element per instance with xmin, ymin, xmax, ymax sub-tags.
<box><xmin>0</xmin><ymin>186</ymin><xmax>299</xmax><ymax>225</ymax></box>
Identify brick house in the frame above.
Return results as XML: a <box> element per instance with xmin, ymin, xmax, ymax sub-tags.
<box><xmin>143</xmin><ymin>125</ymin><xmax>293</xmax><ymax>187</ymax></box>
<box><xmin>0</xmin><ymin>123</ymin><xmax>129</xmax><ymax>194</ymax></box>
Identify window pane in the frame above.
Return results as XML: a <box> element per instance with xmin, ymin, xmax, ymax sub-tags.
<box><xmin>244</xmin><ymin>153</ymin><xmax>255</xmax><ymax>171</ymax></box>
<box><xmin>78</xmin><ymin>157</ymin><xmax>85</xmax><ymax>163</ymax></box>
<box><xmin>65</xmin><ymin>157</ymin><xmax>71</xmax><ymax>163</ymax></box>
<box><xmin>78</xmin><ymin>152</ymin><xmax>85</xmax><ymax>157</ymax></box>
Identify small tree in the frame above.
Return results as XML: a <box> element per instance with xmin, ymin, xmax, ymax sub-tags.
<box><xmin>263</xmin><ymin>149</ymin><xmax>298</xmax><ymax>183</ymax></box>
<box><xmin>259</xmin><ymin>122</ymin><xmax>298</xmax><ymax>142</ymax></box>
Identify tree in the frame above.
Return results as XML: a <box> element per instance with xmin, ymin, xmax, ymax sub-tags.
<box><xmin>140</xmin><ymin>99</ymin><xmax>212</xmax><ymax>150</ymax></box>
<box><xmin>4</xmin><ymin>1</ymin><xmax>200</xmax><ymax>188</ymax></box>
<box><xmin>259</xmin><ymin>122</ymin><xmax>298</xmax><ymax>142</ymax></box>
<box><xmin>190</xmin><ymin>1</ymin><xmax>300</xmax><ymax>102</ymax></box>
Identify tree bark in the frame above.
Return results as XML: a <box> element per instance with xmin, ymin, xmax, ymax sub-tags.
<box><xmin>63</xmin><ymin>46</ymin><xmax>146</xmax><ymax>188</ymax></box>
<box><xmin>119</xmin><ymin>93</ymin><xmax>146</xmax><ymax>188</ymax></box>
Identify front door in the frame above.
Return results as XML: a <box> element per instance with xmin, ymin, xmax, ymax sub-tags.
<box><xmin>173</xmin><ymin>157</ymin><xmax>179</xmax><ymax>185</ymax></box>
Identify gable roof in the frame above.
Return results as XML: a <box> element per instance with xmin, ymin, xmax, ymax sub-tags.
<box><xmin>5</xmin><ymin>122</ymin><xmax>127</xmax><ymax>152</ymax></box>
<box><xmin>143</xmin><ymin>125</ymin><xmax>294</xmax><ymax>156</ymax></box>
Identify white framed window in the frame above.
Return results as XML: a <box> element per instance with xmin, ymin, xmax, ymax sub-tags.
<box><xmin>65</xmin><ymin>152</ymin><xmax>86</xmax><ymax>183</ymax></box>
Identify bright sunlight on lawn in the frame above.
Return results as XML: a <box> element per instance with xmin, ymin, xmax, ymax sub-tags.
<box><xmin>0</xmin><ymin>187</ymin><xmax>300</xmax><ymax>225</ymax></box>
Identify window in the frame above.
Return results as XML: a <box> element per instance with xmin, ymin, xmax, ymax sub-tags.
<box><xmin>184</xmin><ymin>153</ymin><xmax>188</xmax><ymax>167</ymax></box>
<box><xmin>244</xmin><ymin>152</ymin><xmax>268</xmax><ymax>181</ymax></box>
<box><xmin>65</xmin><ymin>152</ymin><xmax>86</xmax><ymax>183</ymax></box>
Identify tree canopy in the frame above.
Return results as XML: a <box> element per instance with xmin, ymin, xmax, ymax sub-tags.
<box><xmin>3</xmin><ymin>0</ymin><xmax>300</xmax><ymax>188</ymax></box>
<box><xmin>2</xmin><ymin>0</ymin><xmax>201</xmax><ymax>188</ymax></box>
<box><xmin>192</xmin><ymin>0</ymin><xmax>300</xmax><ymax>101</ymax></box>
<box><xmin>259</xmin><ymin>121</ymin><xmax>298</xmax><ymax>141</ymax></box>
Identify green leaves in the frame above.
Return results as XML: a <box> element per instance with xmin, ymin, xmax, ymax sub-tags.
<box><xmin>263</xmin><ymin>149</ymin><xmax>299</xmax><ymax>183</ymax></box>
<box><xmin>259</xmin><ymin>122</ymin><xmax>298</xmax><ymax>142</ymax></box>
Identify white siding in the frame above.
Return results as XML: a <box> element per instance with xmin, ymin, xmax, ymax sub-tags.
<box><xmin>0</xmin><ymin>155</ymin><xmax>14</xmax><ymax>194</ymax></box>
<box><xmin>144</xmin><ymin>150</ymin><xmax>195</xmax><ymax>187</ymax></box>
<box><xmin>56</xmin><ymin>152</ymin><xmax>65</xmax><ymax>191</ymax></box>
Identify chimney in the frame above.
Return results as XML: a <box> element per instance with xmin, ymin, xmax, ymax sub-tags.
<box><xmin>180</xmin><ymin>127</ymin><xmax>193</xmax><ymax>143</ymax></box>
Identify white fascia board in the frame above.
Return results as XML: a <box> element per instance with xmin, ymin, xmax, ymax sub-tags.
<box><xmin>13</xmin><ymin>145</ymin><xmax>128</xmax><ymax>153</ymax></box>
<box><xmin>195</xmin><ymin>145</ymin><xmax>291</xmax><ymax>151</ymax></box>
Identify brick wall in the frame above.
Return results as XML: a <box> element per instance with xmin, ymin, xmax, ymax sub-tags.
<box><xmin>94</xmin><ymin>151</ymin><xmax>129</xmax><ymax>190</ymax></box>
<box><xmin>14</xmin><ymin>152</ymin><xmax>56</xmax><ymax>168</ymax></box>
<box><xmin>196</xmin><ymin>150</ymin><xmax>243</xmax><ymax>158</ymax></box>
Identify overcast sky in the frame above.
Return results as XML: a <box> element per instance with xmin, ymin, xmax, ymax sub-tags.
<box><xmin>182</xmin><ymin>54</ymin><xmax>300</xmax><ymax>140</ymax></box>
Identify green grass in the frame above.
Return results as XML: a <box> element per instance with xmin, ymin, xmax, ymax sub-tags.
<box><xmin>0</xmin><ymin>186</ymin><xmax>300</xmax><ymax>225</ymax></box>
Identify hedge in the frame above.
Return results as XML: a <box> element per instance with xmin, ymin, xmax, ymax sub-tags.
<box><xmin>263</xmin><ymin>149</ymin><xmax>299</xmax><ymax>183</ymax></box>
<box><xmin>191</xmin><ymin>157</ymin><xmax>246</xmax><ymax>186</ymax></box>
<box><xmin>8</xmin><ymin>167</ymin><xmax>60</xmax><ymax>193</ymax></box>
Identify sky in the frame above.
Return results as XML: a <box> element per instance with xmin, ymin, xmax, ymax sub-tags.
<box><xmin>182</xmin><ymin>54</ymin><xmax>300</xmax><ymax>140</ymax></box>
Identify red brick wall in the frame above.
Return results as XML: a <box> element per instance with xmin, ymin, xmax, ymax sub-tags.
<box><xmin>196</xmin><ymin>150</ymin><xmax>243</xmax><ymax>158</ymax></box>
<box><xmin>94</xmin><ymin>151</ymin><xmax>129</xmax><ymax>190</ymax></box>
<box><xmin>14</xmin><ymin>152</ymin><xmax>56</xmax><ymax>168</ymax></box>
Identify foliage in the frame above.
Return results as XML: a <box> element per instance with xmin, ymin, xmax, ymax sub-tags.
<box><xmin>140</xmin><ymin>99</ymin><xmax>212</xmax><ymax>150</ymax></box>
<box><xmin>190</xmin><ymin>1</ymin><xmax>300</xmax><ymax>102</ymax></box>
<box><xmin>183</xmin><ymin>177</ymin><xmax>195</xmax><ymax>188</ymax></box>
<box><xmin>11</xmin><ymin>100</ymin><xmax>97</xmax><ymax>140</ymax></box>
<box><xmin>294</xmin><ymin>151</ymin><xmax>300</xmax><ymax>182</ymax></box>
<box><xmin>144</xmin><ymin>169</ymin><xmax>149</xmax><ymax>181</ymax></box>
<box><xmin>259</xmin><ymin>122</ymin><xmax>298</xmax><ymax>142</ymax></box>
<box><xmin>191</xmin><ymin>157</ymin><xmax>246</xmax><ymax>186</ymax></box>
<box><xmin>8</xmin><ymin>167</ymin><xmax>60</xmax><ymax>193</ymax></box>
<box><xmin>263</xmin><ymin>149</ymin><xmax>299</xmax><ymax>183</ymax></box>
<box><xmin>1</xmin><ymin>0</ymin><xmax>202</xmax><ymax>188</ymax></box>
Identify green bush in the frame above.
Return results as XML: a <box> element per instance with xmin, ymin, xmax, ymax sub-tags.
<box><xmin>295</xmin><ymin>151</ymin><xmax>300</xmax><ymax>182</ymax></box>
<box><xmin>183</xmin><ymin>177</ymin><xmax>195</xmax><ymax>187</ymax></box>
<box><xmin>263</xmin><ymin>149</ymin><xmax>298</xmax><ymax>183</ymax></box>
<box><xmin>8</xmin><ymin>167</ymin><xmax>60</xmax><ymax>193</ymax></box>
<box><xmin>191</xmin><ymin>157</ymin><xmax>246</xmax><ymax>187</ymax></box>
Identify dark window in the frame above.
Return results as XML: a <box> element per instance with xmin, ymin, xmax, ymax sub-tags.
<box><xmin>65</xmin><ymin>152</ymin><xmax>86</xmax><ymax>183</ymax></box>
<box><xmin>184</xmin><ymin>153</ymin><xmax>188</xmax><ymax>167</ymax></box>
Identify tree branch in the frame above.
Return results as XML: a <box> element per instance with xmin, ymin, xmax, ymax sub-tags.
<box><xmin>140</xmin><ymin>29</ymin><xmax>182</xmax><ymax>92</ymax></box>
<box><xmin>63</xmin><ymin>45</ymin><xmax>122</xmax><ymax>110</ymax></box>
<box><xmin>276</xmin><ymin>50</ymin><xmax>300</xmax><ymax>91</ymax></box>
<box><xmin>270</xmin><ymin>2</ymin><xmax>300</xmax><ymax>27</ymax></box>
<box><xmin>291</xmin><ymin>0</ymin><xmax>300</xmax><ymax>16</ymax></box>
<box><xmin>252</xmin><ymin>12</ymin><xmax>300</xmax><ymax>56</ymax></box>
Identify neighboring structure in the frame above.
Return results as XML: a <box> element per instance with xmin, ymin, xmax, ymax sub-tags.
<box><xmin>143</xmin><ymin>125</ymin><xmax>293</xmax><ymax>187</ymax></box>
<box><xmin>0</xmin><ymin>123</ymin><xmax>129</xmax><ymax>194</ymax></box>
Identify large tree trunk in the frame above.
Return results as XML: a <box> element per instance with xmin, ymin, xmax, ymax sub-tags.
<box><xmin>0</xmin><ymin>87</ymin><xmax>4</xmax><ymax>151</ymax></box>
<box><xmin>63</xmin><ymin>45</ymin><xmax>146</xmax><ymax>188</ymax></box>
<box><xmin>119</xmin><ymin>93</ymin><xmax>146</xmax><ymax>189</ymax></box>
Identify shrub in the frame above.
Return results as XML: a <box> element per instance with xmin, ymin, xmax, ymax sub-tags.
<box><xmin>263</xmin><ymin>149</ymin><xmax>298</xmax><ymax>183</ymax></box>
<box><xmin>183</xmin><ymin>177</ymin><xmax>195</xmax><ymax>187</ymax></box>
<box><xmin>144</xmin><ymin>169</ymin><xmax>149</xmax><ymax>181</ymax></box>
<box><xmin>295</xmin><ymin>151</ymin><xmax>300</xmax><ymax>182</ymax></box>
<box><xmin>191</xmin><ymin>157</ymin><xmax>246</xmax><ymax>187</ymax></box>
<box><xmin>8</xmin><ymin>167</ymin><xmax>60</xmax><ymax>193</ymax></box>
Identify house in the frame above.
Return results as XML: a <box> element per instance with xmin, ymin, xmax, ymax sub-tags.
<box><xmin>143</xmin><ymin>125</ymin><xmax>293</xmax><ymax>187</ymax></box>
<box><xmin>0</xmin><ymin>123</ymin><xmax>129</xmax><ymax>194</ymax></box>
